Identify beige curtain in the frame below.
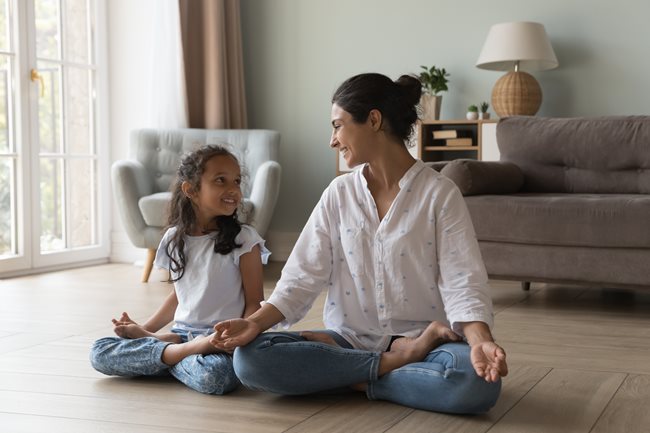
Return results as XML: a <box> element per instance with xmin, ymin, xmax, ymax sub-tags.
<box><xmin>179</xmin><ymin>0</ymin><xmax>247</xmax><ymax>129</ymax></box>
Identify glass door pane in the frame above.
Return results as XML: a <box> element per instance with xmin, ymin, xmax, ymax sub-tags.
<box><xmin>34</xmin><ymin>0</ymin><xmax>98</xmax><ymax>260</ymax></box>
<box><xmin>0</xmin><ymin>156</ymin><xmax>15</xmax><ymax>256</ymax></box>
<box><xmin>0</xmin><ymin>1</ymin><xmax>18</xmax><ymax>264</ymax></box>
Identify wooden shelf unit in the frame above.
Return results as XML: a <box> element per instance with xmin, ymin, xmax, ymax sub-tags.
<box><xmin>418</xmin><ymin>119</ymin><xmax>497</xmax><ymax>163</ymax></box>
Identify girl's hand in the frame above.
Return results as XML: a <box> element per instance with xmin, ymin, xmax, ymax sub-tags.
<box><xmin>210</xmin><ymin>319</ymin><xmax>262</xmax><ymax>350</ymax></box>
<box><xmin>470</xmin><ymin>341</ymin><xmax>508</xmax><ymax>382</ymax></box>
<box><xmin>111</xmin><ymin>311</ymin><xmax>137</xmax><ymax>327</ymax></box>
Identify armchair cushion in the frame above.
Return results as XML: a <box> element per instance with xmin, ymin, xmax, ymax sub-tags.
<box><xmin>441</xmin><ymin>159</ymin><xmax>524</xmax><ymax>196</ymax></box>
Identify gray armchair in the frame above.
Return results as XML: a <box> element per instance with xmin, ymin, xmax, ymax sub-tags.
<box><xmin>112</xmin><ymin>128</ymin><xmax>281</xmax><ymax>282</ymax></box>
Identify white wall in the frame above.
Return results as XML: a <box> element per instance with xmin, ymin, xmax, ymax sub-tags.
<box><xmin>108</xmin><ymin>0</ymin><xmax>650</xmax><ymax>261</ymax></box>
<box><xmin>107</xmin><ymin>0</ymin><xmax>159</xmax><ymax>263</ymax></box>
<box><xmin>240</xmin><ymin>0</ymin><xmax>650</xmax><ymax>248</ymax></box>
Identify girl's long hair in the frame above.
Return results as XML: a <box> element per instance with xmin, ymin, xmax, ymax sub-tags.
<box><xmin>165</xmin><ymin>145</ymin><xmax>243</xmax><ymax>282</ymax></box>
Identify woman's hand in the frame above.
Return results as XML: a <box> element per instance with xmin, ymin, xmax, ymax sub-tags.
<box><xmin>470</xmin><ymin>341</ymin><xmax>508</xmax><ymax>383</ymax></box>
<box><xmin>210</xmin><ymin>319</ymin><xmax>262</xmax><ymax>350</ymax></box>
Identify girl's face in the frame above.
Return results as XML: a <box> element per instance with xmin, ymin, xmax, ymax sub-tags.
<box><xmin>188</xmin><ymin>154</ymin><xmax>242</xmax><ymax>226</ymax></box>
<box><xmin>329</xmin><ymin>103</ymin><xmax>376</xmax><ymax>168</ymax></box>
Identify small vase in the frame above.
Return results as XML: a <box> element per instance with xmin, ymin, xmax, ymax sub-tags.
<box><xmin>421</xmin><ymin>94</ymin><xmax>442</xmax><ymax>120</ymax></box>
<box><xmin>466</xmin><ymin>112</ymin><xmax>478</xmax><ymax>120</ymax></box>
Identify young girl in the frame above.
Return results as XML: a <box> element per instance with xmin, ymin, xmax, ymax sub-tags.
<box><xmin>90</xmin><ymin>145</ymin><xmax>270</xmax><ymax>395</ymax></box>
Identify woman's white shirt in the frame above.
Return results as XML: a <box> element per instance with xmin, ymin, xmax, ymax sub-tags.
<box><xmin>267</xmin><ymin>159</ymin><xmax>493</xmax><ymax>352</ymax></box>
<box><xmin>154</xmin><ymin>225</ymin><xmax>270</xmax><ymax>334</ymax></box>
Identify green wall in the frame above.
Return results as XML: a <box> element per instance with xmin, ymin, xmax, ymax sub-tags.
<box><xmin>241</xmin><ymin>0</ymin><xmax>650</xmax><ymax>234</ymax></box>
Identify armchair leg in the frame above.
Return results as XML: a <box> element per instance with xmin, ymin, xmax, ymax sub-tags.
<box><xmin>141</xmin><ymin>248</ymin><xmax>156</xmax><ymax>283</ymax></box>
<box><xmin>521</xmin><ymin>281</ymin><xmax>531</xmax><ymax>291</ymax></box>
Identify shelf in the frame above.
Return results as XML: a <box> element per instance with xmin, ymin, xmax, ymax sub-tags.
<box><xmin>424</xmin><ymin>146</ymin><xmax>479</xmax><ymax>151</ymax></box>
<box><xmin>418</xmin><ymin>119</ymin><xmax>497</xmax><ymax>163</ymax></box>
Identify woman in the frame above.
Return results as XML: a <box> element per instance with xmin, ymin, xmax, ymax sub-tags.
<box><xmin>210</xmin><ymin>73</ymin><xmax>508</xmax><ymax>413</ymax></box>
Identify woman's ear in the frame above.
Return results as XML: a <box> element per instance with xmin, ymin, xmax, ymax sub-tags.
<box><xmin>181</xmin><ymin>181</ymin><xmax>194</xmax><ymax>199</ymax></box>
<box><xmin>368</xmin><ymin>109</ymin><xmax>383</xmax><ymax>131</ymax></box>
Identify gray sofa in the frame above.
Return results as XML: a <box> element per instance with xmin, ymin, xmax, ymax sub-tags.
<box><xmin>440</xmin><ymin>116</ymin><xmax>650</xmax><ymax>290</ymax></box>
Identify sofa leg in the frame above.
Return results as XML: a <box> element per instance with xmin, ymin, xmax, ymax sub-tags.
<box><xmin>521</xmin><ymin>281</ymin><xmax>531</xmax><ymax>291</ymax></box>
<box><xmin>141</xmin><ymin>249</ymin><xmax>156</xmax><ymax>283</ymax></box>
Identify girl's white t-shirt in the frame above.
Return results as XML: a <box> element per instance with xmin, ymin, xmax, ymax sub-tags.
<box><xmin>154</xmin><ymin>225</ymin><xmax>270</xmax><ymax>334</ymax></box>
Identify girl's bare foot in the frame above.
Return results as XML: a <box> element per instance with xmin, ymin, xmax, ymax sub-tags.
<box><xmin>378</xmin><ymin>321</ymin><xmax>460</xmax><ymax>376</ymax></box>
<box><xmin>113</xmin><ymin>323</ymin><xmax>156</xmax><ymax>339</ymax></box>
<box><xmin>300</xmin><ymin>331</ymin><xmax>339</xmax><ymax>347</ymax></box>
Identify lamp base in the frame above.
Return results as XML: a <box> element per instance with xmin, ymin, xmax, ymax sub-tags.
<box><xmin>491</xmin><ymin>71</ymin><xmax>542</xmax><ymax>117</ymax></box>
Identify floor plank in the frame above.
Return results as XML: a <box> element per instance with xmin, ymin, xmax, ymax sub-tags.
<box><xmin>486</xmin><ymin>368</ymin><xmax>626</xmax><ymax>433</ymax></box>
<box><xmin>591</xmin><ymin>374</ymin><xmax>650</xmax><ymax>433</ymax></box>
<box><xmin>0</xmin><ymin>389</ymin><xmax>337</xmax><ymax>433</ymax></box>
<box><xmin>284</xmin><ymin>394</ymin><xmax>413</xmax><ymax>433</ymax></box>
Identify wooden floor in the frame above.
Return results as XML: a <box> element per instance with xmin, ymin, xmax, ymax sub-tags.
<box><xmin>1</xmin><ymin>262</ymin><xmax>650</xmax><ymax>432</ymax></box>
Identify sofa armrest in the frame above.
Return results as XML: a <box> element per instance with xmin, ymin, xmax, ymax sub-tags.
<box><xmin>246</xmin><ymin>160</ymin><xmax>282</xmax><ymax>237</ymax></box>
<box><xmin>423</xmin><ymin>161</ymin><xmax>450</xmax><ymax>172</ymax></box>
<box><xmin>441</xmin><ymin>159</ymin><xmax>524</xmax><ymax>196</ymax></box>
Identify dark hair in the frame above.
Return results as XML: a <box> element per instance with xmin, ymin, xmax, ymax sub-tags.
<box><xmin>331</xmin><ymin>73</ymin><xmax>421</xmax><ymax>143</ymax></box>
<box><xmin>165</xmin><ymin>145</ymin><xmax>243</xmax><ymax>282</ymax></box>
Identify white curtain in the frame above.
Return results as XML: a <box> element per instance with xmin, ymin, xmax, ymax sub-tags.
<box><xmin>147</xmin><ymin>0</ymin><xmax>188</xmax><ymax>128</ymax></box>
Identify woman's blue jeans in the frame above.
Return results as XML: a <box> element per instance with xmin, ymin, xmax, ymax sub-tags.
<box><xmin>89</xmin><ymin>335</ymin><xmax>239</xmax><ymax>395</ymax></box>
<box><xmin>233</xmin><ymin>332</ymin><xmax>501</xmax><ymax>414</ymax></box>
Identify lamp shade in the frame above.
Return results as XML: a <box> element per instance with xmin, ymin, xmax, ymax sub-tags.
<box><xmin>476</xmin><ymin>22</ymin><xmax>558</xmax><ymax>71</ymax></box>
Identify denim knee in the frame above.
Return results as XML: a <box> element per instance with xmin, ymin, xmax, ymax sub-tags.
<box><xmin>171</xmin><ymin>354</ymin><xmax>240</xmax><ymax>395</ymax></box>
<box><xmin>89</xmin><ymin>337</ymin><xmax>118</xmax><ymax>375</ymax></box>
<box><xmin>232</xmin><ymin>341</ymin><xmax>268</xmax><ymax>390</ymax></box>
<box><xmin>445</xmin><ymin>373</ymin><xmax>502</xmax><ymax>414</ymax></box>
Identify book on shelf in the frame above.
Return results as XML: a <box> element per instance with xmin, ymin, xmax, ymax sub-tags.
<box><xmin>445</xmin><ymin>137</ymin><xmax>473</xmax><ymax>147</ymax></box>
<box><xmin>432</xmin><ymin>129</ymin><xmax>458</xmax><ymax>139</ymax></box>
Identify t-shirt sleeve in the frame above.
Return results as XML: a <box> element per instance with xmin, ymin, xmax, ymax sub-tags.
<box><xmin>153</xmin><ymin>227</ymin><xmax>176</xmax><ymax>270</ymax></box>
<box><xmin>233</xmin><ymin>225</ymin><xmax>271</xmax><ymax>266</ymax></box>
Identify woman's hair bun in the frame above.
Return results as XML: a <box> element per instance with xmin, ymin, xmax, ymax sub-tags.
<box><xmin>395</xmin><ymin>75</ymin><xmax>422</xmax><ymax>107</ymax></box>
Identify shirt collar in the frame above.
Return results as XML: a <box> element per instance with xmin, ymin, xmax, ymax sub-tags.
<box><xmin>356</xmin><ymin>159</ymin><xmax>425</xmax><ymax>189</ymax></box>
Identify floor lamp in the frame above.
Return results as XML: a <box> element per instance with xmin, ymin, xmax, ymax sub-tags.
<box><xmin>476</xmin><ymin>22</ymin><xmax>559</xmax><ymax>117</ymax></box>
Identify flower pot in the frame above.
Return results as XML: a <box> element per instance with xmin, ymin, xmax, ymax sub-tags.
<box><xmin>479</xmin><ymin>112</ymin><xmax>491</xmax><ymax>120</ymax></box>
<box><xmin>421</xmin><ymin>94</ymin><xmax>442</xmax><ymax>120</ymax></box>
<box><xmin>466</xmin><ymin>111</ymin><xmax>478</xmax><ymax>120</ymax></box>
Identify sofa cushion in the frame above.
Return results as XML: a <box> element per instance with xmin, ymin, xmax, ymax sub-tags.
<box><xmin>138</xmin><ymin>192</ymin><xmax>254</xmax><ymax>227</ymax></box>
<box><xmin>441</xmin><ymin>159</ymin><xmax>524</xmax><ymax>196</ymax></box>
<box><xmin>497</xmin><ymin>116</ymin><xmax>650</xmax><ymax>194</ymax></box>
<box><xmin>465</xmin><ymin>193</ymin><xmax>650</xmax><ymax>248</ymax></box>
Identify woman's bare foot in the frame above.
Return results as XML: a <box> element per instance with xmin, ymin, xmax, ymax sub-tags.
<box><xmin>300</xmin><ymin>331</ymin><xmax>340</xmax><ymax>347</ymax></box>
<box><xmin>161</xmin><ymin>334</ymin><xmax>228</xmax><ymax>366</ymax></box>
<box><xmin>378</xmin><ymin>321</ymin><xmax>460</xmax><ymax>376</ymax></box>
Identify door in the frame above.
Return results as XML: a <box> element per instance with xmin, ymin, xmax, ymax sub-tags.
<box><xmin>0</xmin><ymin>0</ymin><xmax>108</xmax><ymax>276</ymax></box>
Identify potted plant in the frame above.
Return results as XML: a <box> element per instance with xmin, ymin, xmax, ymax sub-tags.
<box><xmin>479</xmin><ymin>101</ymin><xmax>490</xmax><ymax>120</ymax></box>
<box><xmin>466</xmin><ymin>104</ymin><xmax>479</xmax><ymax>120</ymax></box>
<box><xmin>417</xmin><ymin>65</ymin><xmax>450</xmax><ymax>120</ymax></box>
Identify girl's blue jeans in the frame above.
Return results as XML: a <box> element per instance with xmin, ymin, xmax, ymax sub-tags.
<box><xmin>233</xmin><ymin>332</ymin><xmax>501</xmax><ymax>414</ymax></box>
<box><xmin>89</xmin><ymin>331</ymin><xmax>239</xmax><ymax>395</ymax></box>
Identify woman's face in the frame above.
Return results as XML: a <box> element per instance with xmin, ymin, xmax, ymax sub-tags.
<box><xmin>330</xmin><ymin>103</ymin><xmax>375</xmax><ymax>168</ymax></box>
